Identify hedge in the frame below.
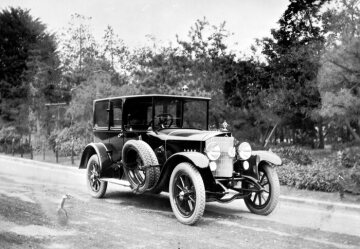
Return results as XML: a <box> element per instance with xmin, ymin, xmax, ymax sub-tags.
<box><xmin>273</xmin><ymin>146</ymin><xmax>360</xmax><ymax>194</ymax></box>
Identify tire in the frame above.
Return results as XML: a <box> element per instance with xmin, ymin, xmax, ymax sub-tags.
<box><xmin>147</xmin><ymin>147</ymin><xmax>161</xmax><ymax>194</ymax></box>
<box><xmin>122</xmin><ymin>140</ymin><xmax>159</xmax><ymax>194</ymax></box>
<box><xmin>244</xmin><ymin>164</ymin><xmax>280</xmax><ymax>215</ymax></box>
<box><xmin>169</xmin><ymin>162</ymin><xmax>206</xmax><ymax>225</ymax></box>
<box><xmin>86</xmin><ymin>154</ymin><xmax>108</xmax><ymax>198</ymax></box>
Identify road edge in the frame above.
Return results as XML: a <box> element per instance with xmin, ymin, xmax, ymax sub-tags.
<box><xmin>1</xmin><ymin>154</ymin><xmax>359</xmax><ymax>212</ymax></box>
<box><xmin>279</xmin><ymin>195</ymin><xmax>360</xmax><ymax>212</ymax></box>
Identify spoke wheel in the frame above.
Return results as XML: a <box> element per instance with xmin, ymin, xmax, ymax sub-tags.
<box><xmin>169</xmin><ymin>163</ymin><xmax>205</xmax><ymax>225</ymax></box>
<box><xmin>86</xmin><ymin>154</ymin><xmax>107</xmax><ymax>198</ymax></box>
<box><xmin>244</xmin><ymin>164</ymin><xmax>280</xmax><ymax>215</ymax></box>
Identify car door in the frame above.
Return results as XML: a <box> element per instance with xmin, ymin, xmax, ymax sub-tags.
<box><xmin>108</xmin><ymin>99</ymin><xmax>124</xmax><ymax>162</ymax></box>
<box><xmin>93</xmin><ymin>99</ymin><xmax>110</xmax><ymax>143</ymax></box>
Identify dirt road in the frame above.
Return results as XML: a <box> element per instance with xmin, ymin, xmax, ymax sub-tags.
<box><xmin>0</xmin><ymin>156</ymin><xmax>359</xmax><ymax>249</ymax></box>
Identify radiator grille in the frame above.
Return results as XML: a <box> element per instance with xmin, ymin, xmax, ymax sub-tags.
<box><xmin>206</xmin><ymin>136</ymin><xmax>234</xmax><ymax>177</ymax></box>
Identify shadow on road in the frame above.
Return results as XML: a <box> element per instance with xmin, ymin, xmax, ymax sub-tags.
<box><xmin>103</xmin><ymin>188</ymin><xmax>250</xmax><ymax>223</ymax></box>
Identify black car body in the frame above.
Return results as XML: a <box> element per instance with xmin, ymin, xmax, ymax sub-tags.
<box><xmin>79</xmin><ymin>94</ymin><xmax>282</xmax><ymax>225</ymax></box>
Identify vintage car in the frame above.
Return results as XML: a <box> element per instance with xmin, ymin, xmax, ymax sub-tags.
<box><xmin>79</xmin><ymin>94</ymin><xmax>281</xmax><ymax>225</ymax></box>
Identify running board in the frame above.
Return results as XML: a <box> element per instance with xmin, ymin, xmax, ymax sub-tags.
<box><xmin>100</xmin><ymin>178</ymin><xmax>131</xmax><ymax>187</ymax></box>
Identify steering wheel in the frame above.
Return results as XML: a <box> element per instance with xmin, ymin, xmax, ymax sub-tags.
<box><xmin>156</xmin><ymin>113</ymin><xmax>173</xmax><ymax>128</ymax></box>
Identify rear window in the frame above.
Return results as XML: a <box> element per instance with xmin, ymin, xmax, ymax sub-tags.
<box><xmin>94</xmin><ymin>100</ymin><xmax>109</xmax><ymax>128</ymax></box>
<box><xmin>111</xmin><ymin>99</ymin><xmax>122</xmax><ymax>128</ymax></box>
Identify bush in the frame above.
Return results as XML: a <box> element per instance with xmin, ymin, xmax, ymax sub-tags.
<box><xmin>273</xmin><ymin>146</ymin><xmax>312</xmax><ymax>165</ymax></box>
<box><xmin>49</xmin><ymin>127</ymin><xmax>87</xmax><ymax>157</ymax></box>
<box><xmin>338</xmin><ymin>146</ymin><xmax>360</xmax><ymax>168</ymax></box>
<box><xmin>277</xmin><ymin>160</ymin><xmax>340</xmax><ymax>192</ymax></box>
<box><xmin>277</xmin><ymin>146</ymin><xmax>360</xmax><ymax>194</ymax></box>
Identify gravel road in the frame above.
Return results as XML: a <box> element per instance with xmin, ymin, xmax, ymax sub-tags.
<box><xmin>0</xmin><ymin>156</ymin><xmax>359</xmax><ymax>249</ymax></box>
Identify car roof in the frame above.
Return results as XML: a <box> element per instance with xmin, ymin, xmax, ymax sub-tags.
<box><xmin>94</xmin><ymin>94</ymin><xmax>211</xmax><ymax>102</ymax></box>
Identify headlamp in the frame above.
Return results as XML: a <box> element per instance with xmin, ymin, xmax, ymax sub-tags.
<box><xmin>237</xmin><ymin>142</ymin><xmax>252</xmax><ymax>160</ymax></box>
<box><xmin>205</xmin><ymin>142</ymin><xmax>221</xmax><ymax>161</ymax></box>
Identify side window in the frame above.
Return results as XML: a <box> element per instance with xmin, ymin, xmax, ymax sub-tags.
<box><xmin>123</xmin><ymin>98</ymin><xmax>152</xmax><ymax>130</ymax></box>
<box><xmin>94</xmin><ymin>100</ymin><xmax>109</xmax><ymax>128</ymax></box>
<box><xmin>111</xmin><ymin>100</ymin><xmax>122</xmax><ymax>129</ymax></box>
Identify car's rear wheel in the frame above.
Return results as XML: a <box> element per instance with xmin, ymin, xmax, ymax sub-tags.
<box><xmin>86</xmin><ymin>154</ymin><xmax>107</xmax><ymax>198</ymax></box>
<box><xmin>122</xmin><ymin>140</ymin><xmax>159</xmax><ymax>194</ymax></box>
<box><xmin>244</xmin><ymin>163</ymin><xmax>280</xmax><ymax>215</ymax></box>
<box><xmin>169</xmin><ymin>163</ymin><xmax>205</xmax><ymax>225</ymax></box>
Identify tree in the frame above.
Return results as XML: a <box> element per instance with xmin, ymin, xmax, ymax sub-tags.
<box><xmin>258</xmin><ymin>0</ymin><xmax>329</xmax><ymax>147</ymax></box>
<box><xmin>0</xmin><ymin>7</ymin><xmax>33</xmax><ymax>123</ymax></box>
<box><xmin>318</xmin><ymin>0</ymin><xmax>360</xmax><ymax>141</ymax></box>
<box><xmin>0</xmin><ymin>7</ymin><xmax>61</xmax><ymax>145</ymax></box>
<box><xmin>59</xmin><ymin>13</ymin><xmax>98</xmax><ymax>86</ymax></box>
<box><xmin>223</xmin><ymin>59</ymin><xmax>280</xmax><ymax>143</ymax></box>
<box><xmin>132</xmin><ymin>18</ymin><xmax>237</xmax><ymax>128</ymax></box>
<box><xmin>25</xmin><ymin>27</ymin><xmax>62</xmax><ymax>141</ymax></box>
<box><xmin>177</xmin><ymin>17</ymin><xmax>235</xmax><ymax>92</ymax></box>
<box><xmin>58</xmin><ymin>58</ymin><xmax>139</xmax><ymax>150</ymax></box>
<box><xmin>102</xmin><ymin>25</ymin><xmax>131</xmax><ymax>74</ymax></box>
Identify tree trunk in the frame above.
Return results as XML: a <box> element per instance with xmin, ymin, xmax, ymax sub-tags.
<box><xmin>29</xmin><ymin>132</ymin><xmax>33</xmax><ymax>159</ymax></box>
<box><xmin>318</xmin><ymin>122</ymin><xmax>324</xmax><ymax>149</ymax></box>
<box><xmin>345</xmin><ymin>118</ymin><xmax>360</xmax><ymax>141</ymax></box>
<box><xmin>280</xmin><ymin>127</ymin><xmax>284</xmax><ymax>143</ymax></box>
<box><xmin>274</xmin><ymin>128</ymin><xmax>278</xmax><ymax>145</ymax></box>
<box><xmin>264</xmin><ymin>122</ymin><xmax>278</xmax><ymax>148</ymax></box>
<box><xmin>292</xmin><ymin>129</ymin><xmax>296</xmax><ymax>144</ymax></box>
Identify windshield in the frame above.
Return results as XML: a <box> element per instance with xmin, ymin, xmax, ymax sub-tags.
<box><xmin>154</xmin><ymin>98</ymin><xmax>208</xmax><ymax>130</ymax></box>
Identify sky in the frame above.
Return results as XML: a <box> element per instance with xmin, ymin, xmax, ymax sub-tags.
<box><xmin>0</xmin><ymin>0</ymin><xmax>289</xmax><ymax>53</ymax></box>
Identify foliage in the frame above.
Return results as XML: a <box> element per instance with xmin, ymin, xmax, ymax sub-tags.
<box><xmin>337</xmin><ymin>146</ymin><xmax>360</xmax><ymax>168</ymax></box>
<box><xmin>65</xmin><ymin>62</ymin><xmax>139</xmax><ymax>143</ymax></box>
<box><xmin>318</xmin><ymin>0</ymin><xmax>360</xmax><ymax>141</ymax></box>
<box><xmin>277</xmin><ymin>146</ymin><xmax>360</xmax><ymax>194</ymax></box>
<box><xmin>2</xmin><ymin>4</ymin><xmax>360</xmax><ymax>196</ymax></box>
<box><xmin>278</xmin><ymin>160</ymin><xmax>340</xmax><ymax>192</ymax></box>
<box><xmin>0</xmin><ymin>126</ymin><xmax>21</xmax><ymax>143</ymax></box>
<box><xmin>102</xmin><ymin>25</ymin><xmax>131</xmax><ymax>73</ymax></box>
<box><xmin>273</xmin><ymin>146</ymin><xmax>313</xmax><ymax>165</ymax></box>
<box><xmin>131</xmin><ymin>18</ymin><xmax>238</xmax><ymax>129</ymax></box>
<box><xmin>0</xmin><ymin>7</ymin><xmax>31</xmax><ymax>123</ymax></box>
<box><xmin>0</xmin><ymin>8</ymin><xmax>57</xmax><ymax>123</ymax></box>
<box><xmin>256</xmin><ymin>0</ymin><xmax>329</xmax><ymax>147</ymax></box>
<box><xmin>0</xmin><ymin>7</ymin><xmax>61</xmax><ymax>146</ymax></box>
<box><xmin>48</xmin><ymin>127</ymin><xmax>86</xmax><ymax>156</ymax></box>
<box><xmin>59</xmin><ymin>13</ymin><xmax>98</xmax><ymax>77</ymax></box>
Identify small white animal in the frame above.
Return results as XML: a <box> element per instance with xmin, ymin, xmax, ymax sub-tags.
<box><xmin>57</xmin><ymin>194</ymin><xmax>72</xmax><ymax>225</ymax></box>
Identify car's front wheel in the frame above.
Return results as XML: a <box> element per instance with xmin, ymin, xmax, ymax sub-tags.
<box><xmin>169</xmin><ymin>162</ymin><xmax>206</xmax><ymax>225</ymax></box>
<box><xmin>244</xmin><ymin>163</ymin><xmax>280</xmax><ymax>215</ymax></box>
<box><xmin>86</xmin><ymin>154</ymin><xmax>107</xmax><ymax>198</ymax></box>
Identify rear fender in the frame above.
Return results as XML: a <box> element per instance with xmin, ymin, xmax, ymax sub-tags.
<box><xmin>252</xmin><ymin>150</ymin><xmax>282</xmax><ymax>166</ymax></box>
<box><xmin>79</xmin><ymin>143</ymin><xmax>113</xmax><ymax>171</ymax></box>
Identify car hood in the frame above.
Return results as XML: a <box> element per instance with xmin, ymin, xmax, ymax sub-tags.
<box><xmin>149</xmin><ymin>129</ymin><xmax>231</xmax><ymax>142</ymax></box>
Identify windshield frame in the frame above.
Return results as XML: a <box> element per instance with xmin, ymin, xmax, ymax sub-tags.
<box><xmin>152</xmin><ymin>96</ymin><xmax>209</xmax><ymax>131</ymax></box>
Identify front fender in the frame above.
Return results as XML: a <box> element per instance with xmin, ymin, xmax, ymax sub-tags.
<box><xmin>252</xmin><ymin>150</ymin><xmax>282</xmax><ymax>166</ymax></box>
<box><xmin>153</xmin><ymin>152</ymin><xmax>210</xmax><ymax>192</ymax></box>
<box><xmin>167</xmin><ymin>152</ymin><xmax>210</xmax><ymax>169</ymax></box>
<box><xmin>79</xmin><ymin>143</ymin><xmax>113</xmax><ymax>170</ymax></box>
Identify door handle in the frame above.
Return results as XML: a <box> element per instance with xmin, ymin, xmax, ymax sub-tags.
<box><xmin>118</xmin><ymin>132</ymin><xmax>123</xmax><ymax>138</ymax></box>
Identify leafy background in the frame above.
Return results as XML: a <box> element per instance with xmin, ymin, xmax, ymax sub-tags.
<box><xmin>0</xmin><ymin>0</ymin><xmax>359</xmax><ymax>194</ymax></box>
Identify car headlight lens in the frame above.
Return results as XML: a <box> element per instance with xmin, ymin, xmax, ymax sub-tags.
<box><xmin>205</xmin><ymin>142</ymin><xmax>221</xmax><ymax>161</ymax></box>
<box><xmin>237</xmin><ymin>142</ymin><xmax>252</xmax><ymax>160</ymax></box>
